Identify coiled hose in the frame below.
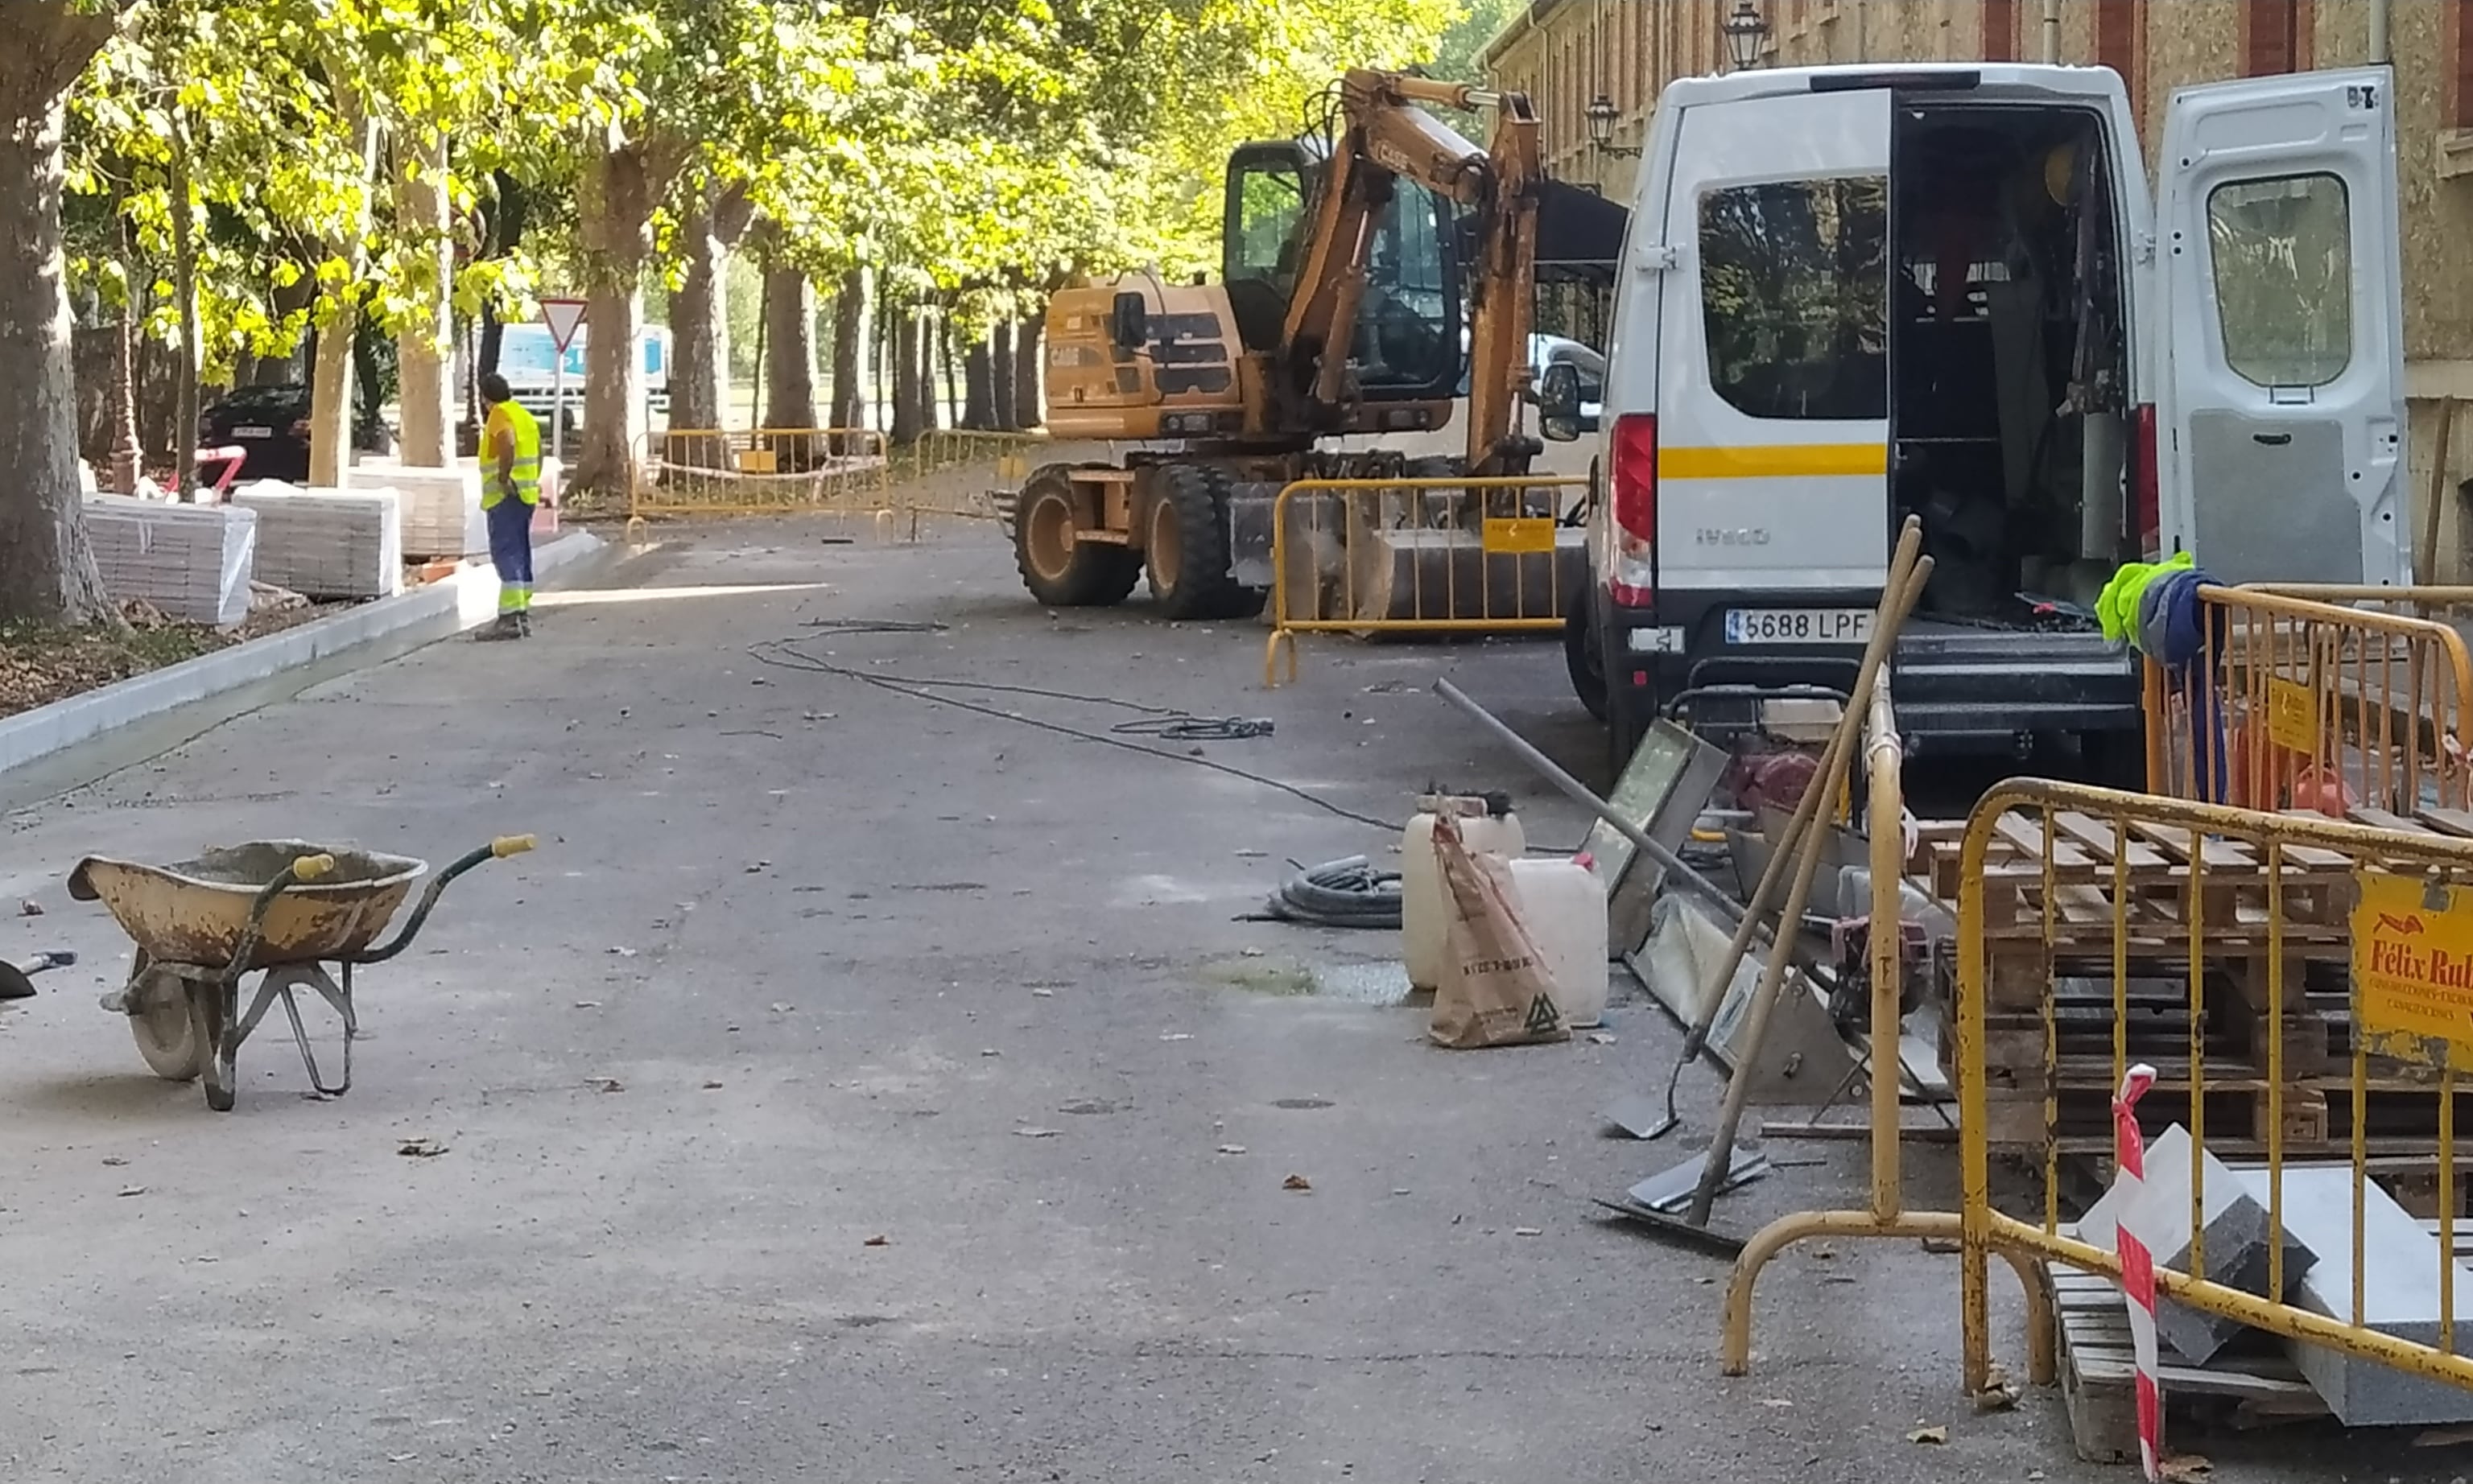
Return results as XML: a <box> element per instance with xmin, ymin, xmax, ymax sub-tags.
<box><xmin>1260</xmin><ymin>855</ymin><xmax>1403</xmax><ymax>929</ymax></box>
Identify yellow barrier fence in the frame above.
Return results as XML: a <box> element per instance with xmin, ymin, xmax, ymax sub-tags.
<box><xmin>1262</xmin><ymin>475</ymin><xmax>1588</xmax><ymax>686</ymax></box>
<box><xmin>2145</xmin><ymin>584</ymin><xmax>2473</xmax><ymax>818</ymax></box>
<box><xmin>1951</xmin><ymin>780</ymin><xmax>2473</xmax><ymax>1407</ymax></box>
<box><xmin>1719</xmin><ymin>680</ymin><xmax>2059</xmax><ymax>1387</ymax></box>
<box><xmin>628</xmin><ymin>427</ymin><xmax>890</xmax><ymax>525</ymax></box>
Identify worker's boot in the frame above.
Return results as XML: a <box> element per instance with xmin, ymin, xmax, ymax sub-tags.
<box><xmin>514</xmin><ymin>612</ymin><xmax>533</xmax><ymax>639</ymax></box>
<box><xmin>475</xmin><ymin>613</ymin><xmax>523</xmax><ymax>642</ymax></box>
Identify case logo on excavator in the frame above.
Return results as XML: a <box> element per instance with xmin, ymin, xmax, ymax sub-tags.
<box><xmin>1695</xmin><ymin>527</ymin><xmax>1771</xmax><ymax>546</ymax></box>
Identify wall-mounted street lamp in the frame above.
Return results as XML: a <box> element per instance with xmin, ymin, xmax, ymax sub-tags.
<box><xmin>1723</xmin><ymin>0</ymin><xmax>1771</xmax><ymax>72</ymax></box>
<box><xmin>1585</xmin><ymin>94</ymin><xmax>1640</xmax><ymax>158</ymax></box>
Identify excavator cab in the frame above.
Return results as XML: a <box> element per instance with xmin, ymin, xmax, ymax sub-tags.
<box><xmin>1222</xmin><ymin>140</ymin><xmax>1464</xmax><ymax>404</ymax></box>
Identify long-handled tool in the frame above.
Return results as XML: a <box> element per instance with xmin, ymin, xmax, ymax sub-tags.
<box><xmin>1644</xmin><ymin>522</ymin><xmax>1934</xmax><ymax>1147</ymax></box>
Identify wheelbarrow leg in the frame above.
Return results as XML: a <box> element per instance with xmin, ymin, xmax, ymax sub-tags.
<box><xmin>259</xmin><ymin>965</ymin><xmax>354</xmax><ymax>1098</ymax></box>
<box><xmin>199</xmin><ymin>977</ymin><xmax>239</xmax><ymax>1113</ymax></box>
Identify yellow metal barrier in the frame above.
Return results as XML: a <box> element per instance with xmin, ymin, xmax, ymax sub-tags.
<box><xmin>1718</xmin><ymin>674</ymin><xmax>2058</xmax><ymax>1386</ymax></box>
<box><xmin>2144</xmin><ymin>584</ymin><xmax>2473</xmax><ymax>817</ymax></box>
<box><xmin>627</xmin><ymin>427</ymin><xmax>890</xmax><ymax>532</ymax></box>
<box><xmin>1261</xmin><ymin>475</ymin><xmax>1588</xmax><ymax>686</ymax></box>
<box><xmin>1952</xmin><ymin>780</ymin><xmax>2473</xmax><ymax>1403</ymax></box>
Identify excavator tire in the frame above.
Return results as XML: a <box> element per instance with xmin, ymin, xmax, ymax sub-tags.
<box><xmin>1146</xmin><ymin>464</ymin><xmax>1254</xmax><ymax>620</ymax></box>
<box><xmin>1014</xmin><ymin>463</ymin><xmax>1141</xmax><ymax>608</ymax></box>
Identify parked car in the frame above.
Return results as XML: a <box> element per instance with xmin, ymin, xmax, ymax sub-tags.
<box><xmin>199</xmin><ymin>385</ymin><xmax>394</xmax><ymax>484</ymax></box>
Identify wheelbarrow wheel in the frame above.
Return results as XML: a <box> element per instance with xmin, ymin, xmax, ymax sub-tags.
<box><xmin>125</xmin><ymin>953</ymin><xmax>208</xmax><ymax>1083</ymax></box>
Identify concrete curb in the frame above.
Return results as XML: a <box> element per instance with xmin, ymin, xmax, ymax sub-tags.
<box><xmin>0</xmin><ymin>530</ymin><xmax>605</xmax><ymax>778</ymax></box>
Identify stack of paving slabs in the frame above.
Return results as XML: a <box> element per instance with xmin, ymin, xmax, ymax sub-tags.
<box><xmin>82</xmin><ymin>495</ymin><xmax>258</xmax><ymax>627</ymax></box>
<box><xmin>229</xmin><ymin>482</ymin><xmax>402</xmax><ymax>599</ymax></box>
<box><xmin>2081</xmin><ymin>1123</ymin><xmax>2473</xmax><ymax>1426</ymax></box>
<box><xmin>375</xmin><ymin>465</ymin><xmax>485</xmax><ymax>559</ymax></box>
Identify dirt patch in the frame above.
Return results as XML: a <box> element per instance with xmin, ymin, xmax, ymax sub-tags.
<box><xmin>0</xmin><ymin>600</ymin><xmax>350</xmax><ymax>722</ymax></box>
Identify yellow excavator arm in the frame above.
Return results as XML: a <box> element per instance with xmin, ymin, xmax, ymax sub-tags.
<box><xmin>1282</xmin><ymin>68</ymin><xmax>1543</xmax><ymax>476</ymax></box>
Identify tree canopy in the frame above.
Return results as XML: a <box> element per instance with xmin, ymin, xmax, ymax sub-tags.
<box><xmin>0</xmin><ymin>0</ymin><xmax>1495</xmax><ymax>619</ymax></box>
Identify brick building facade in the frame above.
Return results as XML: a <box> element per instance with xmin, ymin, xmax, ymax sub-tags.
<box><xmin>1484</xmin><ymin>0</ymin><xmax>2473</xmax><ymax>575</ymax></box>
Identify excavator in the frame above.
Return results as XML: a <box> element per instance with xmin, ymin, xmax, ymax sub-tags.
<box><xmin>1009</xmin><ymin>68</ymin><xmax>1546</xmax><ymax>620</ymax></box>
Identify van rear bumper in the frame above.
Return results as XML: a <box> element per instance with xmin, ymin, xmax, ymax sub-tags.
<box><xmin>1609</xmin><ymin>587</ymin><xmax>2142</xmax><ymax>754</ymax></box>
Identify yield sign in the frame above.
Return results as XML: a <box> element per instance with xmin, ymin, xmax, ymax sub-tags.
<box><xmin>539</xmin><ymin>297</ymin><xmax>588</xmax><ymax>353</ymax></box>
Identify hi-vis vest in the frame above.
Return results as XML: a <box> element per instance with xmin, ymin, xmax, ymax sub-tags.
<box><xmin>483</xmin><ymin>402</ymin><xmax>543</xmax><ymax>509</ymax></box>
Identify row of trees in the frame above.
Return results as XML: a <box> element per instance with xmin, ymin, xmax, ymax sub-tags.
<box><xmin>0</xmin><ymin>0</ymin><xmax>1507</xmax><ymax>625</ymax></box>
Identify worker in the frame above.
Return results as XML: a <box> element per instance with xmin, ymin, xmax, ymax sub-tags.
<box><xmin>475</xmin><ymin>373</ymin><xmax>543</xmax><ymax>641</ymax></box>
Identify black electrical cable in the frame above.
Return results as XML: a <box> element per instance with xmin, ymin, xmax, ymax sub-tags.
<box><xmin>745</xmin><ymin>637</ymin><xmax>1399</xmax><ymax>833</ymax></box>
<box><xmin>1253</xmin><ymin>855</ymin><xmax>1403</xmax><ymax>929</ymax></box>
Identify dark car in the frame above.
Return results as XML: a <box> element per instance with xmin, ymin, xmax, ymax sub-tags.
<box><xmin>199</xmin><ymin>385</ymin><xmax>392</xmax><ymax>484</ymax></box>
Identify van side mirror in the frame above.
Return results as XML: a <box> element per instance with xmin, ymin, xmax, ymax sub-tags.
<box><xmin>1535</xmin><ymin>362</ymin><xmax>1600</xmax><ymax>442</ymax></box>
<box><xmin>1109</xmin><ymin>291</ymin><xmax>1150</xmax><ymax>350</ymax></box>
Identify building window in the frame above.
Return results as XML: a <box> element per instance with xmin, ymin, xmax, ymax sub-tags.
<box><xmin>1698</xmin><ymin>177</ymin><xmax>1891</xmax><ymax>422</ymax></box>
<box><xmin>2207</xmin><ymin>173</ymin><xmax>2353</xmax><ymax>390</ymax></box>
<box><xmin>2243</xmin><ymin>0</ymin><xmax>2307</xmax><ymax>76</ymax></box>
<box><xmin>1984</xmin><ymin>0</ymin><xmax>2017</xmax><ymax>61</ymax></box>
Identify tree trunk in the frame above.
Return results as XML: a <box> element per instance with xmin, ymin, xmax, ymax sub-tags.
<box><xmin>1013</xmin><ymin>312</ymin><xmax>1043</xmax><ymax>430</ymax></box>
<box><xmin>989</xmin><ymin>320</ymin><xmax>1016</xmax><ymax>432</ymax></box>
<box><xmin>890</xmin><ymin>303</ymin><xmax>923</xmax><ymax>446</ymax></box>
<box><xmin>308</xmin><ymin>76</ymin><xmax>377</xmax><ymax>488</ymax></box>
<box><xmin>667</xmin><ymin>181</ymin><xmax>750</xmax><ymax>435</ymax></box>
<box><xmin>962</xmin><ymin>330</ymin><xmax>996</xmax><ymax>431</ymax></box>
<box><xmin>828</xmin><ymin>266</ymin><xmax>865</xmax><ymax>430</ymax></box>
<box><xmin>166</xmin><ymin>106</ymin><xmax>201</xmax><ymax>499</ymax></box>
<box><xmin>572</xmin><ymin>132</ymin><xmax>673</xmax><ymax>496</ymax></box>
<box><xmin>762</xmin><ymin>262</ymin><xmax>817</xmax><ymax>430</ymax></box>
<box><xmin>109</xmin><ymin>308</ymin><xmax>138</xmax><ymax>495</ymax></box>
<box><xmin>393</xmin><ymin>130</ymin><xmax>453</xmax><ymax>468</ymax></box>
<box><xmin>0</xmin><ymin>4</ymin><xmax>120</xmax><ymax>625</ymax></box>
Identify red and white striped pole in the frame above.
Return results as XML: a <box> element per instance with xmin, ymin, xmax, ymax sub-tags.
<box><xmin>2112</xmin><ymin>1063</ymin><xmax>2162</xmax><ymax>1481</ymax></box>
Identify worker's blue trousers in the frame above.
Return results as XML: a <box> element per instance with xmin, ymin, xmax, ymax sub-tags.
<box><xmin>486</xmin><ymin>498</ymin><xmax>535</xmax><ymax>613</ymax></box>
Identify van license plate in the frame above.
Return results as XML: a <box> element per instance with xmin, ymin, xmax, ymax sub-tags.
<box><xmin>1724</xmin><ymin>608</ymin><xmax>1872</xmax><ymax>645</ymax></box>
<box><xmin>233</xmin><ymin>425</ymin><xmax>273</xmax><ymax>439</ymax></box>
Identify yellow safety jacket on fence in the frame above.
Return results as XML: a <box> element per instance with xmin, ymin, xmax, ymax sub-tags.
<box><xmin>482</xmin><ymin>402</ymin><xmax>543</xmax><ymax>509</ymax></box>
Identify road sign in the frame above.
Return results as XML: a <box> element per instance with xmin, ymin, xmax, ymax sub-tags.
<box><xmin>540</xmin><ymin>298</ymin><xmax>588</xmax><ymax>354</ymax></box>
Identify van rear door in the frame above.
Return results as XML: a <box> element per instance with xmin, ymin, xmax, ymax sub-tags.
<box><xmin>1656</xmin><ymin>86</ymin><xmax>1893</xmax><ymax>595</ymax></box>
<box><xmin>2156</xmin><ymin>68</ymin><xmax>2407</xmax><ymax>584</ymax></box>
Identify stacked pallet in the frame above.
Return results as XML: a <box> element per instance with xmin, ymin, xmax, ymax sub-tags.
<box><xmin>83</xmin><ymin>496</ymin><xmax>258</xmax><ymax>627</ymax></box>
<box><xmin>1918</xmin><ymin>810</ymin><xmax>2466</xmax><ymax>1167</ymax></box>
<box><xmin>229</xmin><ymin>483</ymin><xmax>402</xmax><ymax>599</ymax></box>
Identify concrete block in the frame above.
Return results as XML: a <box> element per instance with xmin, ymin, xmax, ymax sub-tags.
<box><xmin>2248</xmin><ymin>1165</ymin><xmax>2473</xmax><ymax>1426</ymax></box>
<box><xmin>2077</xmin><ymin>1126</ymin><xmax>2317</xmax><ymax>1364</ymax></box>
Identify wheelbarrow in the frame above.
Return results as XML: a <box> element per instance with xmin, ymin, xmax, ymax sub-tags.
<box><xmin>68</xmin><ymin>836</ymin><xmax>534</xmax><ymax>1111</ymax></box>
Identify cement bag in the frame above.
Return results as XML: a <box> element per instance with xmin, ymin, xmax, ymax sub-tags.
<box><xmin>1429</xmin><ymin>810</ymin><xmax>1569</xmax><ymax>1049</ymax></box>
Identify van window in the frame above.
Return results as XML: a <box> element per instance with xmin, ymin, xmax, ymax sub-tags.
<box><xmin>2206</xmin><ymin>172</ymin><xmax>2352</xmax><ymax>389</ymax></box>
<box><xmin>1698</xmin><ymin>177</ymin><xmax>1889</xmax><ymax>421</ymax></box>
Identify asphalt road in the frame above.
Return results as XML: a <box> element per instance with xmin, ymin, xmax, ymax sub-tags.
<box><xmin>0</xmin><ymin>522</ymin><xmax>2450</xmax><ymax>1482</ymax></box>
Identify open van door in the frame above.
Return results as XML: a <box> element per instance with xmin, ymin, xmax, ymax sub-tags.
<box><xmin>1649</xmin><ymin>85</ymin><xmax>1893</xmax><ymax>598</ymax></box>
<box><xmin>2156</xmin><ymin>68</ymin><xmax>2408</xmax><ymax>585</ymax></box>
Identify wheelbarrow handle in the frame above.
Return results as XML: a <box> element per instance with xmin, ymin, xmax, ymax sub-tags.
<box><xmin>342</xmin><ymin>838</ymin><xmax>531</xmax><ymax>967</ymax></box>
<box><xmin>219</xmin><ymin>854</ymin><xmax>336</xmax><ymax>985</ymax></box>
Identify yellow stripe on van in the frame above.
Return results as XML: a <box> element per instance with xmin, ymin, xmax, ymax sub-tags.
<box><xmin>1657</xmin><ymin>443</ymin><xmax>1889</xmax><ymax>480</ymax></box>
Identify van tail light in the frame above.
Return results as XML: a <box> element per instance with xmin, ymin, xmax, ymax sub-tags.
<box><xmin>1611</xmin><ymin>413</ymin><xmax>1658</xmax><ymax>541</ymax></box>
<box><xmin>1608</xmin><ymin>413</ymin><xmax>1658</xmax><ymax>608</ymax></box>
<box><xmin>2134</xmin><ymin>402</ymin><xmax>2160</xmax><ymax>554</ymax></box>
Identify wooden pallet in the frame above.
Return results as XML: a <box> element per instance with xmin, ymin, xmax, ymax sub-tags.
<box><xmin>1920</xmin><ymin>804</ymin><xmax>2473</xmax><ymax>1160</ymax></box>
<box><xmin>2046</xmin><ymin>1220</ymin><xmax>2473</xmax><ymax>1462</ymax></box>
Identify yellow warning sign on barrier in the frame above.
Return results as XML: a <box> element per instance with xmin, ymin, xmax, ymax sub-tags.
<box><xmin>2267</xmin><ymin>674</ymin><xmax>2319</xmax><ymax>754</ymax></box>
<box><xmin>1483</xmin><ymin>516</ymin><xmax>1554</xmax><ymax>554</ymax></box>
<box><xmin>2353</xmin><ymin>869</ymin><xmax>2473</xmax><ymax>1061</ymax></box>
<box><xmin>737</xmin><ymin>448</ymin><xmax>778</xmax><ymax>475</ymax></box>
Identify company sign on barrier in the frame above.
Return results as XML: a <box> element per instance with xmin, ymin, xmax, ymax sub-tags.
<box><xmin>2354</xmin><ymin>870</ymin><xmax>2473</xmax><ymax>1061</ymax></box>
<box><xmin>1261</xmin><ymin>475</ymin><xmax>1589</xmax><ymax>686</ymax></box>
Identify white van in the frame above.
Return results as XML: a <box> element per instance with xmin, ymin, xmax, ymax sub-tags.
<box><xmin>1551</xmin><ymin>63</ymin><xmax>2405</xmax><ymax>770</ymax></box>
